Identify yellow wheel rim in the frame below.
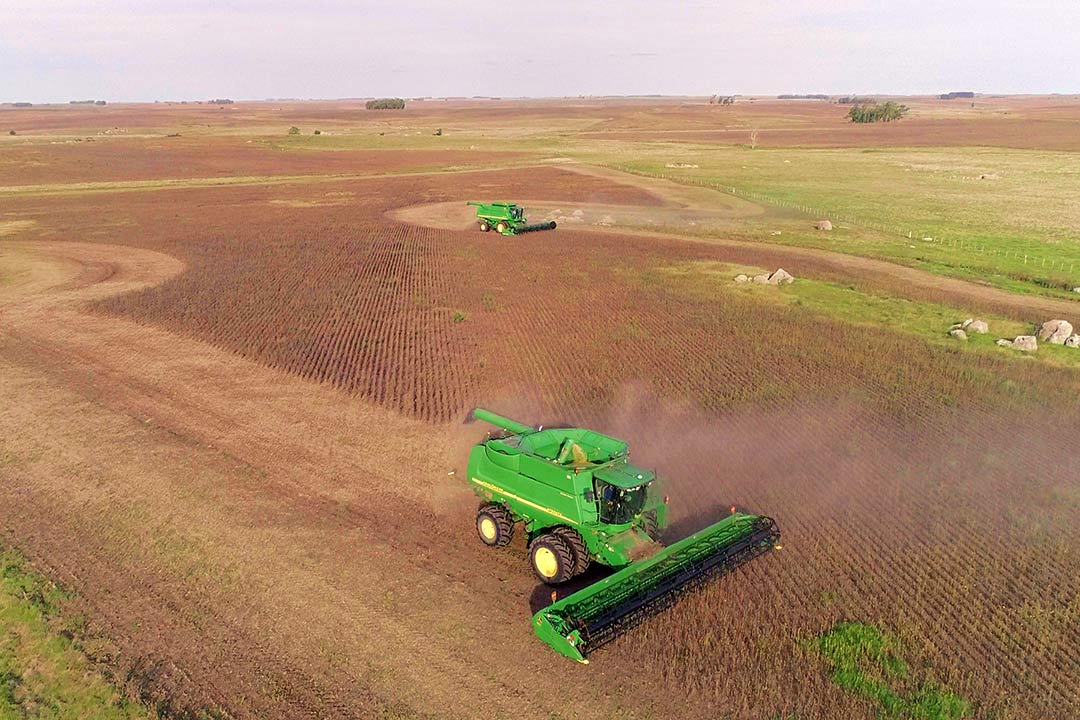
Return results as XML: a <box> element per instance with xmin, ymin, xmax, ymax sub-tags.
<box><xmin>534</xmin><ymin>546</ymin><xmax>559</xmax><ymax>578</ymax></box>
<box><xmin>479</xmin><ymin>517</ymin><xmax>497</xmax><ymax>542</ymax></box>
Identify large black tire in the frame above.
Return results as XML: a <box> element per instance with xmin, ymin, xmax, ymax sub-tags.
<box><xmin>476</xmin><ymin>504</ymin><xmax>513</xmax><ymax>547</ymax></box>
<box><xmin>529</xmin><ymin>533</ymin><xmax>574</xmax><ymax>585</ymax></box>
<box><xmin>552</xmin><ymin>526</ymin><xmax>590</xmax><ymax>577</ymax></box>
<box><xmin>641</xmin><ymin>510</ymin><xmax>661</xmax><ymax>541</ymax></box>
<box><xmin>478</xmin><ymin>221</ymin><xmax>490</xmax><ymax>232</ymax></box>
<box><xmin>495</xmin><ymin>221</ymin><xmax>509</xmax><ymax>235</ymax></box>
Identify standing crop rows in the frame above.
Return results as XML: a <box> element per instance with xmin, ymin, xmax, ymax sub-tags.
<box><xmin>437</xmin><ymin>227</ymin><xmax>1080</xmax><ymax>717</ymax></box>
<box><xmin>28</xmin><ymin>167</ymin><xmax>1079</xmax><ymax>718</ymax></box>
<box><xmin>87</xmin><ymin>166</ymin><xmax>659</xmax><ymax>423</ymax></box>
<box><xmin>100</xmin><ymin>221</ymin><xmax>475</xmax><ymax>422</ymax></box>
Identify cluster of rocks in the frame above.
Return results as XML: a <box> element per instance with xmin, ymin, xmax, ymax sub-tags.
<box><xmin>734</xmin><ymin>268</ymin><xmax>795</xmax><ymax>285</ymax></box>
<box><xmin>995</xmin><ymin>319</ymin><xmax>1080</xmax><ymax>352</ymax></box>
<box><xmin>996</xmin><ymin>336</ymin><xmax>1038</xmax><ymax>352</ymax></box>
<box><xmin>948</xmin><ymin>318</ymin><xmax>989</xmax><ymax>341</ymax></box>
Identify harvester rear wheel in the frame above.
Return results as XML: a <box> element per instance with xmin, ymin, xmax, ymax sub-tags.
<box><xmin>496</xmin><ymin>221</ymin><xmax>508</xmax><ymax>234</ymax></box>
<box><xmin>529</xmin><ymin>533</ymin><xmax>574</xmax><ymax>585</ymax></box>
<box><xmin>476</xmin><ymin>504</ymin><xmax>513</xmax><ymax>547</ymax></box>
<box><xmin>478</xmin><ymin>221</ymin><xmax>490</xmax><ymax>232</ymax></box>
<box><xmin>552</xmin><ymin>526</ymin><xmax>590</xmax><ymax>577</ymax></box>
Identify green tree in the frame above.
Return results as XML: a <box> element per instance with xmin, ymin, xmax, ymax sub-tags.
<box><xmin>365</xmin><ymin>98</ymin><xmax>406</xmax><ymax>110</ymax></box>
<box><xmin>848</xmin><ymin>101</ymin><xmax>908</xmax><ymax>123</ymax></box>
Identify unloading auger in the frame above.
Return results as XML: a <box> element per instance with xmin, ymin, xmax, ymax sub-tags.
<box><xmin>465</xmin><ymin>408</ymin><xmax>781</xmax><ymax>662</ymax></box>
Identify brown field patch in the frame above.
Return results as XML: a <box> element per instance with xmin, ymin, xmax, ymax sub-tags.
<box><xmin>2</xmin><ymin>104</ymin><xmax>1079</xmax><ymax>719</ymax></box>
<box><xmin>0</xmin><ymin>135</ymin><xmax>526</xmax><ymax>186</ymax></box>
<box><xmin>3</xmin><ymin>233</ymin><xmax>1078</xmax><ymax>719</ymax></box>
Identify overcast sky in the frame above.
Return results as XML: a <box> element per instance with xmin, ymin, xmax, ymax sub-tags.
<box><xmin>2</xmin><ymin>1</ymin><xmax>1078</xmax><ymax>103</ymax></box>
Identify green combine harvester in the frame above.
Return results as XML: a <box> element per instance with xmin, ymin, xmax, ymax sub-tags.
<box><xmin>466</xmin><ymin>408</ymin><xmax>781</xmax><ymax>663</ymax></box>
<box><xmin>466</xmin><ymin>201</ymin><xmax>557</xmax><ymax>235</ymax></box>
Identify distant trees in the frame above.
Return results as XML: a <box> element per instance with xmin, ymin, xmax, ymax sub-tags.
<box><xmin>847</xmin><ymin>101</ymin><xmax>909</xmax><ymax>123</ymax></box>
<box><xmin>779</xmin><ymin>94</ymin><xmax>828</xmax><ymax>100</ymax></box>
<box><xmin>366</xmin><ymin>98</ymin><xmax>406</xmax><ymax>110</ymax></box>
<box><xmin>939</xmin><ymin>91</ymin><xmax>974</xmax><ymax>100</ymax></box>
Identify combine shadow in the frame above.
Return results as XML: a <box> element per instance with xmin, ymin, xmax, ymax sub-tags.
<box><xmin>528</xmin><ymin>563</ymin><xmax>614</xmax><ymax>614</ymax></box>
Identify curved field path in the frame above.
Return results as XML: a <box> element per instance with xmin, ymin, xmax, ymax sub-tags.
<box><xmin>11</xmin><ymin>229</ymin><xmax>914</xmax><ymax>720</ymax></box>
<box><xmin>2</xmin><ymin>159</ymin><xmax>1078</xmax><ymax>719</ymax></box>
<box><xmin>1</xmin><ymin>240</ymin><xmax>691</xmax><ymax>720</ymax></box>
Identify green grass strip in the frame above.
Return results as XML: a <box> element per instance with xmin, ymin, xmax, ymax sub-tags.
<box><xmin>810</xmin><ymin>623</ymin><xmax>970</xmax><ymax>719</ymax></box>
<box><xmin>0</xmin><ymin>548</ymin><xmax>154</xmax><ymax>719</ymax></box>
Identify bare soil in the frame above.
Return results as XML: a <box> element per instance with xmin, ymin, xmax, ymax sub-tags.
<box><xmin>1</xmin><ymin>240</ymin><xmax>677</xmax><ymax>719</ymax></box>
<box><xmin>3</xmin><ymin>238</ymin><xmax>1077</xmax><ymax>719</ymax></box>
<box><xmin>2</xmin><ymin>99</ymin><xmax>1079</xmax><ymax>719</ymax></box>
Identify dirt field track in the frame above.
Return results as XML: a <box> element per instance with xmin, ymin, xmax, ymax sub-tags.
<box><xmin>1</xmin><ymin>98</ymin><xmax>1079</xmax><ymax>720</ymax></box>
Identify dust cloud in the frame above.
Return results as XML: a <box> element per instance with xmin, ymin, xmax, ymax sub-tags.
<box><xmin>433</xmin><ymin>381</ymin><xmax>1080</xmax><ymax>547</ymax></box>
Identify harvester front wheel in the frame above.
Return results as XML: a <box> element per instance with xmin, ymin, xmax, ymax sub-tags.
<box><xmin>476</xmin><ymin>504</ymin><xmax>513</xmax><ymax>547</ymax></box>
<box><xmin>529</xmin><ymin>533</ymin><xmax>574</xmax><ymax>585</ymax></box>
<box><xmin>495</xmin><ymin>221</ymin><xmax>509</xmax><ymax>235</ymax></box>
<box><xmin>552</xmin><ymin>526</ymin><xmax>590</xmax><ymax>577</ymax></box>
<box><xmin>642</xmin><ymin>510</ymin><xmax>660</xmax><ymax>541</ymax></box>
<box><xmin>478</xmin><ymin>221</ymin><xmax>490</xmax><ymax>232</ymax></box>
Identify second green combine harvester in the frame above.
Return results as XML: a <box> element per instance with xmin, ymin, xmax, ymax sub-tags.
<box><xmin>467</xmin><ymin>201</ymin><xmax>557</xmax><ymax>235</ymax></box>
<box><xmin>466</xmin><ymin>408</ymin><xmax>781</xmax><ymax>663</ymax></box>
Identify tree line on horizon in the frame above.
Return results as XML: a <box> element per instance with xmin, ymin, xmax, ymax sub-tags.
<box><xmin>366</xmin><ymin>98</ymin><xmax>406</xmax><ymax>110</ymax></box>
<box><xmin>847</xmin><ymin>101</ymin><xmax>909</xmax><ymax>123</ymax></box>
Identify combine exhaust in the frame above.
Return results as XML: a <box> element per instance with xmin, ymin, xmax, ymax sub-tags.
<box><xmin>533</xmin><ymin>513</ymin><xmax>781</xmax><ymax>663</ymax></box>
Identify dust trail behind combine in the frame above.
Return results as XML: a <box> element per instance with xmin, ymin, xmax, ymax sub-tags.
<box><xmin>552</xmin><ymin>383</ymin><xmax>1080</xmax><ymax>719</ymax></box>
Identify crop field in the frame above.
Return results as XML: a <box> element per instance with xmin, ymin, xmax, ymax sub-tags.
<box><xmin>1</xmin><ymin>97</ymin><xmax>1078</xmax><ymax>720</ymax></box>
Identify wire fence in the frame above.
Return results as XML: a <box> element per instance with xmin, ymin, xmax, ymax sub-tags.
<box><xmin>603</xmin><ymin>163</ymin><xmax>1080</xmax><ymax>283</ymax></box>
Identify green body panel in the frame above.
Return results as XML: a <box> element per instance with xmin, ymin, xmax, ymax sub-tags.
<box><xmin>467</xmin><ymin>409</ymin><xmax>666</xmax><ymax>567</ymax></box>
<box><xmin>467</xmin><ymin>201</ymin><xmax>525</xmax><ymax>234</ymax></box>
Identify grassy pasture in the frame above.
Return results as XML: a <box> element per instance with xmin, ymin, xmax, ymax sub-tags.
<box><xmin>573</xmin><ymin>142</ymin><xmax>1080</xmax><ymax>297</ymax></box>
<box><xmin>0</xmin><ymin>549</ymin><xmax>153</xmax><ymax>720</ymax></box>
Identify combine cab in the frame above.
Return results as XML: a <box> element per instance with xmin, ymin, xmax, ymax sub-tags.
<box><xmin>466</xmin><ymin>201</ymin><xmax>557</xmax><ymax>235</ymax></box>
<box><xmin>465</xmin><ymin>408</ymin><xmax>781</xmax><ymax>663</ymax></box>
